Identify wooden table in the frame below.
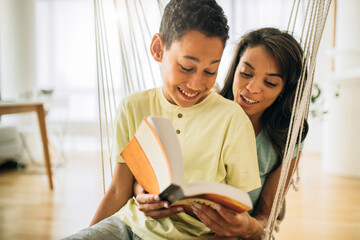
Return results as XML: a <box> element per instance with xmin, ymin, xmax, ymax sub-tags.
<box><xmin>0</xmin><ymin>101</ymin><xmax>53</xmax><ymax>190</ymax></box>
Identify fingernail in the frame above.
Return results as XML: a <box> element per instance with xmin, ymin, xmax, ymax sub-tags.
<box><xmin>193</xmin><ymin>203</ymin><xmax>201</xmax><ymax>208</ymax></box>
<box><xmin>214</xmin><ymin>204</ymin><xmax>221</xmax><ymax>210</ymax></box>
<box><xmin>164</xmin><ymin>202</ymin><xmax>169</xmax><ymax>208</ymax></box>
<box><xmin>177</xmin><ymin>207</ymin><xmax>184</xmax><ymax>212</ymax></box>
<box><xmin>154</xmin><ymin>195</ymin><xmax>160</xmax><ymax>201</ymax></box>
<box><xmin>191</xmin><ymin>205</ymin><xmax>198</xmax><ymax>213</ymax></box>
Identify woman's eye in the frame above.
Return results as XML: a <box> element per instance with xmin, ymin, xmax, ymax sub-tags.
<box><xmin>265</xmin><ymin>81</ymin><xmax>277</xmax><ymax>87</ymax></box>
<box><xmin>240</xmin><ymin>72</ymin><xmax>252</xmax><ymax>78</ymax></box>
<box><xmin>205</xmin><ymin>70</ymin><xmax>216</xmax><ymax>76</ymax></box>
<box><xmin>180</xmin><ymin>65</ymin><xmax>193</xmax><ymax>72</ymax></box>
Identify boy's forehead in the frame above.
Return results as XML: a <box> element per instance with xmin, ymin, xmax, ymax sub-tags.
<box><xmin>183</xmin><ymin>55</ymin><xmax>221</xmax><ymax>65</ymax></box>
<box><xmin>168</xmin><ymin>31</ymin><xmax>224</xmax><ymax>61</ymax></box>
<box><xmin>173</xmin><ymin>30</ymin><xmax>224</xmax><ymax>46</ymax></box>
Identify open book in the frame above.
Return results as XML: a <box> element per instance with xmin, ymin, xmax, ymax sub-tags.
<box><xmin>120</xmin><ymin>116</ymin><xmax>253</xmax><ymax>213</ymax></box>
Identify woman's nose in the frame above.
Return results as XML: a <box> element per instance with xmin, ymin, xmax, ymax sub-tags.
<box><xmin>246</xmin><ymin>78</ymin><xmax>261</xmax><ymax>94</ymax></box>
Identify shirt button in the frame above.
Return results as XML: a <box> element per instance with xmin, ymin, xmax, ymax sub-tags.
<box><xmin>177</xmin><ymin>113</ymin><xmax>183</xmax><ymax>118</ymax></box>
<box><xmin>176</xmin><ymin>129</ymin><xmax>180</xmax><ymax>134</ymax></box>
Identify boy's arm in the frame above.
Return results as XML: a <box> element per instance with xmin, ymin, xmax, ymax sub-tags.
<box><xmin>90</xmin><ymin>162</ymin><xmax>134</xmax><ymax>226</ymax></box>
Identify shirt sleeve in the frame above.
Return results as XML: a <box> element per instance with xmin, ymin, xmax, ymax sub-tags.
<box><xmin>222</xmin><ymin>115</ymin><xmax>261</xmax><ymax>192</ymax></box>
<box><xmin>111</xmin><ymin>99</ymin><xmax>135</xmax><ymax>163</ymax></box>
<box><xmin>291</xmin><ymin>141</ymin><xmax>304</xmax><ymax>159</ymax></box>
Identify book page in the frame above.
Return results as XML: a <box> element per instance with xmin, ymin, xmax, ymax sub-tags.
<box><xmin>135</xmin><ymin>120</ymin><xmax>172</xmax><ymax>192</ymax></box>
<box><xmin>146</xmin><ymin>117</ymin><xmax>184</xmax><ymax>185</ymax></box>
<box><xmin>180</xmin><ymin>181</ymin><xmax>253</xmax><ymax>212</ymax></box>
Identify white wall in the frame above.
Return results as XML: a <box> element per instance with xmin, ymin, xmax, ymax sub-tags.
<box><xmin>0</xmin><ymin>0</ymin><xmax>46</xmax><ymax>161</ymax></box>
<box><xmin>0</xmin><ymin>0</ymin><xmax>36</xmax><ymax>99</ymax></box>
<box><xmin>303</xmin><ymin>0</ymin><xmax>336</xmax><ymax>153</ymax></box>
<box><xmin>322</xmin><ymin>0</ymin><xmax>360</xmax><ymax>178</ymax></box>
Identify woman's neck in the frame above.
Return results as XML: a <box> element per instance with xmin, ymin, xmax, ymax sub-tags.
<box><xmin>249</xmin><ymin>115</ymin><xmax>263</xmax><ymax>137</ymax></box>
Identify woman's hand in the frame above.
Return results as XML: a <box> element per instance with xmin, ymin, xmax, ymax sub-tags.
<box><xmin>134</xmin><ymin>182</ymin><xmax>184</xmax><ymax>219</ymax></box>
<box><xmin>191</xmin><ymin>203</ymin><xmax>263</xmax><ymax>239</ymax></box>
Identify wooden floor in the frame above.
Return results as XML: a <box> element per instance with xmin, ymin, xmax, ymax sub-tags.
<box><xmin>0</xmin><ymin>151</ymin><xmax>359</xmax><ymax>240</ymax></box>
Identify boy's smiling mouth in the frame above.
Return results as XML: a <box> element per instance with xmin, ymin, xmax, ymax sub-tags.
<box><xmin>178</xmin><ymin>87</ymin><xmax>200</xmax><ymax>98</ymax></box>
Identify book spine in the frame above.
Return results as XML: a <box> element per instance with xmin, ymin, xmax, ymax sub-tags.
<box><xmin>159</xmin><ymin>184</ymin><xmax>184</xmax><ymax>203</ymax></box>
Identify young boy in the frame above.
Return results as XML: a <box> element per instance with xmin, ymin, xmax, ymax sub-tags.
<box><xmin>64</xmin><ymin>0</ymin><xmax>260</xmax><ymax>239</ymax></box>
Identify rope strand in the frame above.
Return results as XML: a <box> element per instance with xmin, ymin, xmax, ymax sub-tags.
<box><xmin>263</xmin><ymin>1</ymin><xmax>333</xmax><ymax>239</ymax></box>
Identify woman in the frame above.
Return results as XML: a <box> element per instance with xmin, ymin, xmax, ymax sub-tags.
<box><xmin>191</xmin><ymin>27</ymin><xmax>309</xmax><ymax>239</ymax></box>
<box><xmin>135</xmin><ymin>27</ymin><xmax>308</xmax><ymax>239</ymax></box>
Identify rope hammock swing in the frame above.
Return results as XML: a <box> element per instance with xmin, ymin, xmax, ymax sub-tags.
<box><xmin>92</xmin><ymin>0</ymin><xmax>333</xmax><ymax>239</ymax></box>
<box><xmin>266</xmin><ymin>0</ymin><xmax>333</xmax><ymax>238</ymax></box>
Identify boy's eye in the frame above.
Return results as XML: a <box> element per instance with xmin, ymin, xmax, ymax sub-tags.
<box><xmin>240</xmin><ymin>72</ymin><xmax>252</xmax><ymax>78</ymax></box>
<box><xmin>265</xmin><ymin>80</ymin><xmax>277</xmax><ymax>87</ymax></box>
<box><xmin>180</xmin><ymin>65</ymin><xmax>193</xmax><ymax>72</ymax></box>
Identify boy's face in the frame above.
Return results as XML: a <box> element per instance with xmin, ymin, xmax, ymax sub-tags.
<box><xmin>151</xmin><ymin>31</ymin><xmax>224</xmax><ymax>108</ymax></box>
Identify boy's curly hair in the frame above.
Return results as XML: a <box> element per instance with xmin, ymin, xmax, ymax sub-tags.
<box><xmin>160</xmin><ymin>0</ymin><xmax>229</xmax><ymax>49</ymax></box>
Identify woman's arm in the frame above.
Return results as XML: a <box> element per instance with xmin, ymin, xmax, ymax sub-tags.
<box><xmin>89</xmin><ymin>162</ymin><xmax>134</xmax><ymax>226</ymax></box>
<box><xmin>245</xmin><ymin>163</ymin><xmax>283</xmax><ymax>239</ymax></box>
<box><xmin>251</xmin><ymin>152</ymin><xmax>301</xmax><ymax>238</ymax></box>
<box><xmin>193</xmin><ymin>153</ymin><xmax>301</xmax><ymax>239</ymax></box>
<box><xmin>191</xmin><ymin>202</ymin><xmax>261</xmax><ymax>239</ymax></box>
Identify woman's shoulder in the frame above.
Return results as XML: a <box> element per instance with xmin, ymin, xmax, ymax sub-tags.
<box><xmin>256</xmin><ymin>127</ymin><xmax>270</xmax><ymax>143</ymax></box>
<box><xmin>256</xmin><ymin>128</ymin><xmax>276</xmax><ymax>158</ymax></box>
<box><xmin>256</xmin><ymin>128</ymin><xmax>278</xmax><ymax>176</ymax></box>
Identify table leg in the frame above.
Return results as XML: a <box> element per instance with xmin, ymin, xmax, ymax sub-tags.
<box><xmin>36</xmin><ymin>105</ymin><xmax>54</xmax><ymax>190</ymax></box>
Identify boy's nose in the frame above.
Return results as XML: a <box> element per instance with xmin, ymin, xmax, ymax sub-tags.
<box><xmin>186</xmin><ymin>76</ymin><xmax>203</xmax><ymax>91</ymax></box>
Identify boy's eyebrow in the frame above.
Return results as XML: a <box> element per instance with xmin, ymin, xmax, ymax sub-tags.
<box><xmin>184</xmin><ymin>55</ymin><xmax>221</xmax><ymax>64</ymax></box>
<box><xmin>243</xmin><ymin>61</ymin><xmax>283</xmax><ymax>78</ymax></box>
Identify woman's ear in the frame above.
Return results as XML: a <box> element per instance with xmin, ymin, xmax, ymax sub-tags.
<box><xmin>150</xmin><ymin>33</ymin><xmax>164</xmax><ymax>62</ymax></box>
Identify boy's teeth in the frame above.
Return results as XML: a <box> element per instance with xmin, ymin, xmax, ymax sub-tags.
<box><xmin>242</xmin><ymin>96</ymin><xmax>258</xmax><ymax>104</ymax></box>
<box><xmin>180</xmin><ymin>88</ymin><xmax>198</xmax><ymax>97</ymax></box>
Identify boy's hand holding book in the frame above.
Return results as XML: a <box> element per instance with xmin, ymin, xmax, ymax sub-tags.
<box><xmin>134</xmin><ymin>182</ymin><xmax>184</xmax><ymax>219</ymax></box>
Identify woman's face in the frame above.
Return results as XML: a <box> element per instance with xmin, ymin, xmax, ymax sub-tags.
<box><xmin>232</xmin><ymin>46</ymin><xmax>285</xmax><ymax>122</ymax></box>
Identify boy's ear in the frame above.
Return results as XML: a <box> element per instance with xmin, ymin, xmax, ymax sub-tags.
<box><xmin>150</xmin><ymin>33</ymin><xmax>164</xmax><ymax>62</ymax></box>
